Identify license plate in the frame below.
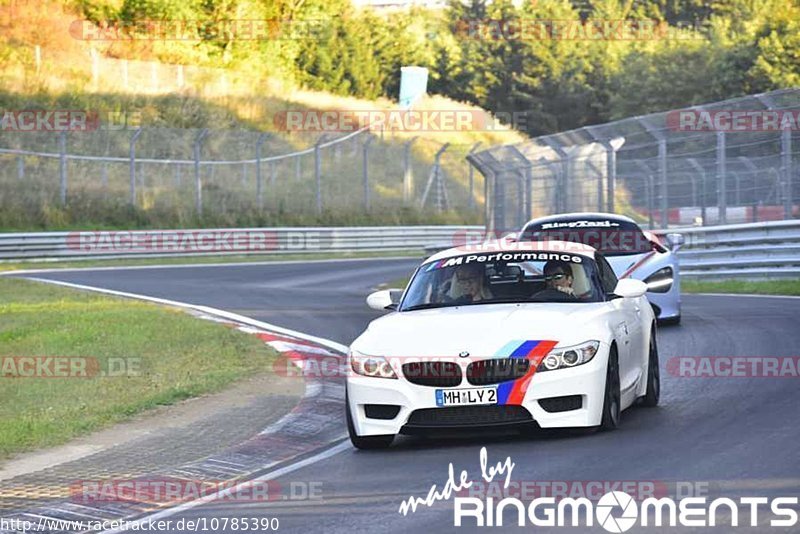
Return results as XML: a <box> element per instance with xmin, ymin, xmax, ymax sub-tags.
<box><xmin>435</xmin><ymin>387</ymin><xmax>498</xmax><ymax>407</ymax></box>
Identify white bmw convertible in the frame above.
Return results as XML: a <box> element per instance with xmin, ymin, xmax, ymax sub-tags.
<box><xmin>346</xmin><ymin>241</ymin><xmax>660</xmax><ymax>449</ymax></box>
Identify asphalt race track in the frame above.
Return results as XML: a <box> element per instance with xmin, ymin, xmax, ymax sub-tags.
<box><xmin>19</xmin><ymin>258</ymin><xmax>800</xmax><ymax>533</ymax></box>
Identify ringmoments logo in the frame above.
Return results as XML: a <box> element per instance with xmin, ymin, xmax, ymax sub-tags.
<box><xmin>453</xmin><ymin>491</ymin><xmax>799</xmax><ymax>529</ymax></box>
<box><xmin>595</xmin><ymin>491</ymin><xmax>638</xmax><ymax>533</ymax></box>
<box><xmin>396</xmin><ymin>448</ymin><xmax>799</xmax><ymax>530</ymax></box>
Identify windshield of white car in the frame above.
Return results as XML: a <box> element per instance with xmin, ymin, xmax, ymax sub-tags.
<box><xmin>399</xmin><ymin>254</ymin><xmax>602</xmax><ymax>311</ymax></box>
<box><xmin>520</xmin><ymin>219</ymin><xmax>653</xmax><ymax>256</ymax></box>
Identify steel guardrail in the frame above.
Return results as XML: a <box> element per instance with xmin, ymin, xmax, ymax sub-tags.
<box><xmin>663</xmin><ymin>220</ymin><xmax>800</xmax><ymax>279</ymax></box>
<box><xmin>1</xmin><ymin>222</ymin><xmax>799</xmax><ymax>280</ymax></box>
<box><xmin>0</xmin><ymin>226</ymin><xmax>483</xmax><ymax>261</ymax></box>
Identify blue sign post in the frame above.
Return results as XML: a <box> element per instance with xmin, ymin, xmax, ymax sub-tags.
<box><xmin>399</xmin><ymin>66</ymin><xmax>429</xmax><ymax>109</ymax></box>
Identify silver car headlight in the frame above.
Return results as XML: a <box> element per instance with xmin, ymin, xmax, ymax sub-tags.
<box><xmin>538</xmin><ymin>341</ymin><xmax>600</xmax><ymax>372</ymax></box>
<box><xmin>350</xmin><ymin>350</ymin><xmax>397</xmax><ymax>379</ymax></box>
<box><xmin>644</xmin><ymin>266</ymin><xmax>673</xmax><ymax>293</ymax></box>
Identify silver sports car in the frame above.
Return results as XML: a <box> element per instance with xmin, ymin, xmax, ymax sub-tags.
<box><xmin>518</xmin><ymin>213</ymin><xmax>683</xmax><ymax>324</ymax></box>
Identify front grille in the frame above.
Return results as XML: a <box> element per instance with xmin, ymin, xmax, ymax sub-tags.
<box><xmin>402</xmin><ymin>405</ymin><xmax>533</xmax><ymax>430</ymax></box>
<box><xmin>538</xmin><ymin>395</ymin><xmax>583</xmax><ymax>413</ymax></box>
<box><xmin>364</xmin><ymin>404</ymin><xmax>401</xmax><ymax>420</ymax></box>
<box><xmin>467</xmin><ymin>358</ymin><xmax>530</xmax><ymax>386</ymax></box>
<box><xmin>402</xmin><ymin>361</ymin><xmax>462</xmax><ymax>387</ymax></box>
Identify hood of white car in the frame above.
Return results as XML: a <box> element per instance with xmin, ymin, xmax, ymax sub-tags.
<box><xmin>352</xmin><ymin>303</ymin><xmax>611</xmax><ymax>358</ymax></box>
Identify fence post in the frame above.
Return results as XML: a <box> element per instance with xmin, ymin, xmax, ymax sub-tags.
<box><xmin>516</xmin><ymin>171</ymin><xmax>526</xmax><ymax>226</ymax></box>
<box><xmin>314</xmin><ymin>135</ymin><xmax>328</xmax><ymax>215</ymax></box>
<box><xmin>606</xmin><ymin>143</ymin><xmax>617</xmax><ymax>212</ymax></box>
<box><xmin>582</xmin><ymin>160</ymin><xmax>605</xmax><ymax>214</ymax></box>
<box><xmin>255</xmin><ymin>132</ymin><xmax>269</xmax><ymax>210</ymax></box>
<box><xmin>543</xmin><ymin>139</ymin><xmax>569</xmax><ymax>212</ymax></box>
<box><xmin>716</xmin><ymin>131</ymin><xmax>727</xmax><ymax>224</ymax></box>
<box><xmin>636</xmin><ymin>160</ymin><xmax>655</xmax><ymax>229</ymax></box>
<box><xmin>596</xmin><ymin>162</ymin><xmax>604</xmax><ymax>212</ymax></box>
<box><xmin>782</xmin><ymin>127</ymin><xmax>793</xmax><ymax>219</ymax></box>
<box><xmin>756</xmin><ymin>92</ymin><xmax>792</xmax><ymax>220</ymax></box>
<box><xmin>583</xmin><ymin>128</ymin><xmax>623</xmax><ymax>213</ymax></box>
<box><xmin>495</xmin><ymin>171</ymin><xmax>506</xmax><ymax>229</ymax></box>
<box><xmin>59</xmin><ymin>131</ymin><xmax>67</xmax><ymax>205</ymax></box>
<box><xmin>363</xmin><ymin>136</ymin><xmax>374</xmax><ymax>211</ymax></box>
<box><xmin>194</xmin><ymin>129</ymin><xmax>209</xmax><ymax>216</ymax></box>
<box><xmin>403</xmin><ymin>137</ymin><xmax>418</xmax><ymax>203</ymax></box>
<box><xmin>658</xmin><ymin>138</ymin><xmax>668</xmax><ymax>228</ymax></box>
<box><xmin>295</xmin><ymin>154</ymin><xmax>301</xmax><ymax>180</ymax></box>
<box><xmin>687</xmin><ymin>158</ymin><xmax>706</xmax><ymax>225</ymax></box>
<box><xmin>485</xmin><ymin>168</ymin><xmax>494</xmax><ymax>231</ymax></box>
<box><xmin>468</xmin><ymin>142</ymin><xmax>481</xmax><ymax>210</ymax></box>
<box><xmin>524</xmin><ymin>165</ymin><xmax>533</xmax><ymax>222</ymax></box>
<box><xmin>647</xmin><ymin>173</ymin><xmax>655</xmax><ymax>229</ymax></box>
<box><xmin>129</xmin><ymin>128</ymin><xmax>143</xmax><ymax>206</ymax></box>
<box><xmin>700</xmin><ymin>169</ymin><xmax>707</xmax><ymax>226</ymax></box>
<box><xmin>420</xmin><ymin>143</ymin><xmax>450</xmax><ymax>212</ymax></box>
<box><xmin>16</xmin><ymin>155</ymin><xmax>24</xmax><ymax>180</ymax></box>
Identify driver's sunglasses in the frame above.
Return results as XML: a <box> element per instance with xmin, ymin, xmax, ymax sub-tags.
<box><xmin>545</xmin><ymin>273</ymin><xmax>570</xmax><ymax>281</ymax></box>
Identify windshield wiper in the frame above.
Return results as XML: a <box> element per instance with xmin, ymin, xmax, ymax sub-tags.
<box><xmin>401</xmin><ymin>303</ymin><xmax>446</xmax><ymax>311</ymax></box>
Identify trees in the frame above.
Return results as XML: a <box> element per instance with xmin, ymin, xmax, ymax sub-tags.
<box><xmin>83</xmin><ymin>0</ymin><xmax>798</xmax><ymax>133</ymax></box>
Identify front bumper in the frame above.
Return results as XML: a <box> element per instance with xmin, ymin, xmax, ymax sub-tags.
<box><xmin>347</xmin><ymin>346</ymin><xmax>609</xmax><ymax>436</ymax></box>
<box><xmin>646</xmin><ymin>279</ymin><xmax>681</xmax><ymax>320</ymax></box>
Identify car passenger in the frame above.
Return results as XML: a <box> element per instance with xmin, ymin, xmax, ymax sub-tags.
<box><xmin>442</xmin><ymin>263</ymin><xmax>493</xmax><ymax>303</ymax></box>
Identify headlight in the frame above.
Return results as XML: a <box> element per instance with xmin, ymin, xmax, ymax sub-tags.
<box><xmin>350</xmin><ymin>350</ymin><xmax>397</xmax><ymax>379</ymax></box>
<box><xmin>538</xmin><ymin>341</ymin><xmax>600</xmax><ymax>372</ymax></box>
<box><xmin>644</xmin><ymin>266</ymin><xmax>673</xmax><ymax>293</ymax></box>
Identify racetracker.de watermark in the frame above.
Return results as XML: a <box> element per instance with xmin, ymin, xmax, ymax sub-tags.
<box><xmin>456</xmin><ymin>480</ymin><xmax>718</xmax><ymax>502</ymax></box>
<box><xmin>275</xmin><ymin>353</ymin><xmax>569</xmax><ymax>380</ymax></box>
<box><xmin>0</xmin><ymin>356</ymin><xmax>140</xmax><ymax>378</ymax></box>
<box><xmin>666</xmin><ymin>357</ymin><xmax>800</xmax><ymax>378</ymax></box>
<box><xmin>453</xmin><ymin>18</ymin><xmax>704</xmax><ymax>41</ymax></box>
<box><xmin>66</xmin><ymin>230</ymin><xmax>324</xmax><ymax>254</ymax></box>
<box><xmin>0</xmin><ymin>110</ymin><xmax>142</xmax><ymax>132</ymax></box>
<box><xmin>69</xmin><ymin>19</ymin><xmax>328</xmax><ymax>41</ymax></box>
<box><xmin>448</xmin><ymin>228</ymin><xmax>655</xmax><ymax>253</ymax></box>
<box><xmin>272</xmin><ymin>110</ymin><xmax>526</xmax><ymax>132</ymax></box>
<box><xmin>667</xmin><ymin>110</ymin><xmax>800</xmax><ymax>132</ymax></box>
<box><xmin>70</xmin><ymin>478</ymin><xmax>322</xmax><ymax>504</ymax></box>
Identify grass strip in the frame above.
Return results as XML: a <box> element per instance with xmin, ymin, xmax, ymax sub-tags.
<box><xmin>0</xmin><ymin>278</ymin><xmax>280</xmax><ymax>459</ymax></box>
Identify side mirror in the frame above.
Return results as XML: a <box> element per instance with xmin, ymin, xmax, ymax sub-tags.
<box><xmin>665</xmin><ymin>233</ymin><xmax>685</xmax><ymax>252</ymax></box>
<box><xmin>613</xmin><ymin>278</ymin><xmax>648</xmax><ymax>299</ymax></box>
<box><xmin>366</xmin><ymin>289</ymin><xmax>403</xmax><ymax>311</ymax></box>
<box><xmin>501</xmin><ymin>231</ymin><xmax>518</xmax><ymax>243</ymax></box>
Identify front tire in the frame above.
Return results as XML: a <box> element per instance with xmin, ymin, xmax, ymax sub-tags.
<box><xmin>599</xmin><ymin>347</ymin><xmax>621</xmax><ymax>431</ymax></box>
<box><xmin>641</xmin><ymin>329</ymin><xmax>660</xmax><ymax>407</ymax></box>
<box><xmin>659</xmin><ymin>314</ymin><xmax>681</xmax><ymax>326</ymax></box>
<box><xmin>346</xmin><ymin>393</ymin><xmax>394</xmax><ymax>450</ymax></box>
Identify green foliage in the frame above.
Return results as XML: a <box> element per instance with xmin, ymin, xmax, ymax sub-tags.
<box><xmin>119</xmin><ymin>0</ymin><xmax>203</xmax><ymax>20</ymax></box>
<box><xmin>748</xmin><ymin>2</ymin><xmax>800</xmax><ymax>89</ymax></box>
<box><xmin>56</xmin><ymin>0</ymin><xmax>800</xmax><ymax>134</ymax></box>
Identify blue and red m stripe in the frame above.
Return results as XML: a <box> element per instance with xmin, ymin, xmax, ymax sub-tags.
<box><xmin>494</xmin><ymin>339</ymin><xmax>558</xmax><ymax>405</ymax></box>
